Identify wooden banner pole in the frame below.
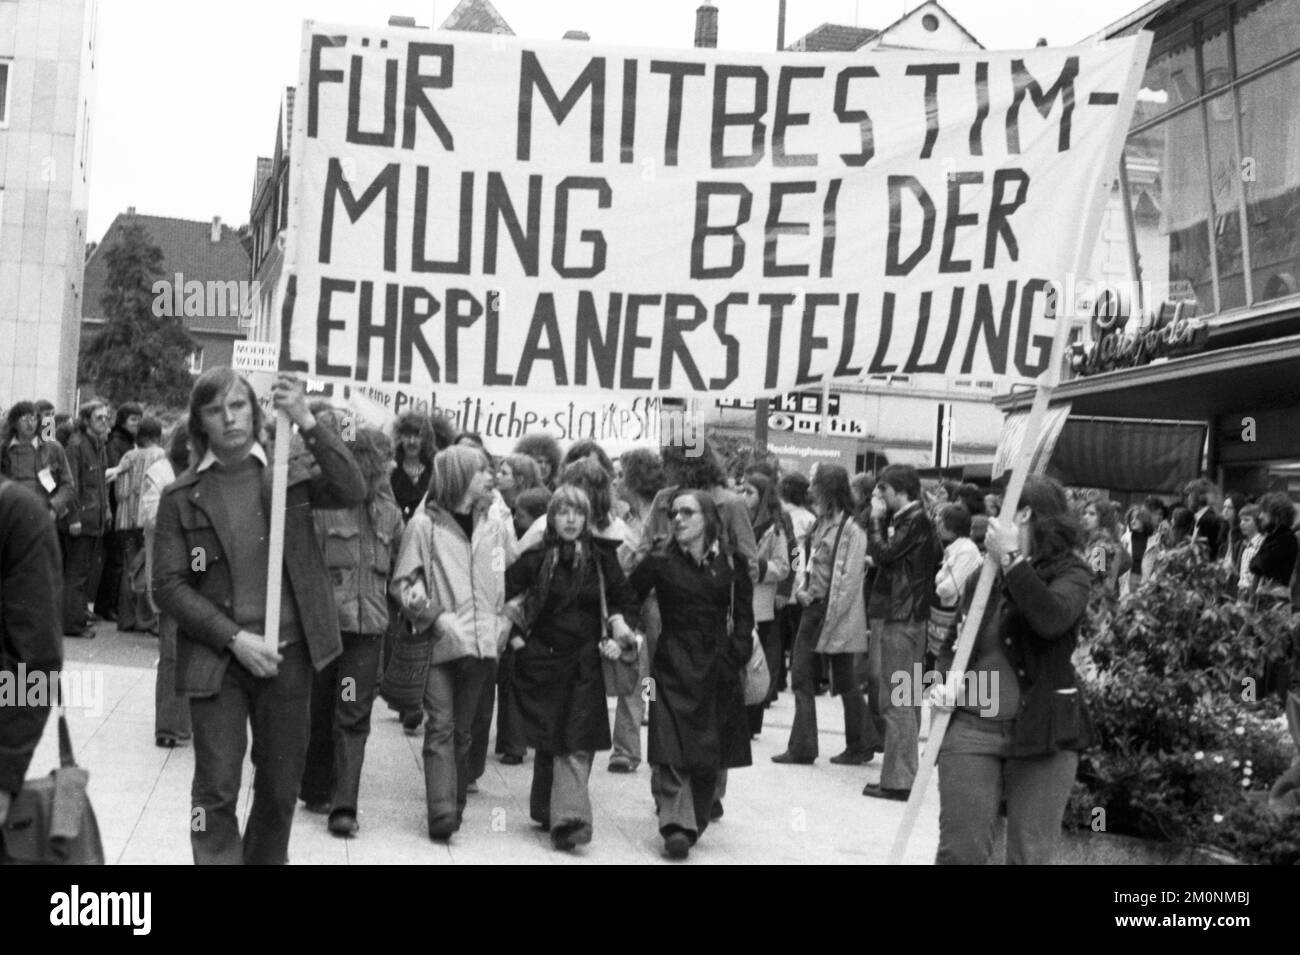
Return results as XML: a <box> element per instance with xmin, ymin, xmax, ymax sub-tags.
<box><xmin>263</xmin><ymin>407</ymin><xmax>291</xmax><ymax>655</ymax></box>
<box><xmin>886</xmin><ymin>33</ymin><xmax>1152</xmax><ymax>865</ymax></box>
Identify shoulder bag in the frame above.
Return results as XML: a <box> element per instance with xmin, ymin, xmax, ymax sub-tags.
<box><xmin>729</xmin><ymin>563</ymin><xmax>772</xmax><ymax>707</ymax></box>
<box><xmin>595</xmin><ymin>556</ymin><xmax>640</xmax><ymax>697</ymax></box>
<box><xmin>1</xmin><ymin>710</ymin><xmax>104</xmax><ymax>865</ymax></box>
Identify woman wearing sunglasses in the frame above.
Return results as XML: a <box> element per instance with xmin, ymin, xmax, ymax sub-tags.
<box><xmin>629</xmin><ymin>489</ymin><xmax>754</xmax><ymax>860</ymax></box>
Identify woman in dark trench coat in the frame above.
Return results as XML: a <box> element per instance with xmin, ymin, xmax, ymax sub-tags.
<box><xmin>504</xmin><ymin>485</ymin><xmax>639</xmax><ymax>851</ymax></box>
<box><xmin>629</xmin><ymin>489</ymin><xmax>754</xmax><ymax>860</ymax></box>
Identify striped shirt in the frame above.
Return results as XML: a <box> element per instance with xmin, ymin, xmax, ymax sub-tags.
<box><xmin>114</xmin><ymin>445</ymin><xmax>166</xmax><ymax>530</ymax></box>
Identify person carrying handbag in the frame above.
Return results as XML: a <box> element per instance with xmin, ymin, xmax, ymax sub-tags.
<box><xmin>503</xmin><ymin>486</ymin><xmax>639</xmax><ymax>851</ymax></box>
<box><xmin>391</xmin><ymin>446</ymin><xmax>518</xmax><ymax>841</ymax></box>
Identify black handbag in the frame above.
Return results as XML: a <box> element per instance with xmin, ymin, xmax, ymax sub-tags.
<box><xmin>1</xmin><ymin>711</ymin><xmax>104</xmax><ymax>865</ymax></box>
<box><xmin>595</xmin><ymin>558</ymin><xmax>640</xmax><ymax>697</ymax></box>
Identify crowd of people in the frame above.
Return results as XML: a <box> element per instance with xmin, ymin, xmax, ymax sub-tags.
<box><xmin>2</xmin><ymin>374</ymin><xmax>1298</xmax><ymax>865</ymax></box>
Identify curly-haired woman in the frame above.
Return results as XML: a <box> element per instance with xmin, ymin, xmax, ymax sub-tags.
<box><xmin>300</xmin><ymin>427</ymin><xmax>405</xmax><ymax>836</ymax></box>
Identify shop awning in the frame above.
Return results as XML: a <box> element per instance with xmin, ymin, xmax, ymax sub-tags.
<box><xmin>1047</xmin><ymin>416</ymin><xmax>1206</xmax><ymax>493</ymax></box>
<box><xmin>993</xmin><ymin>407</ymin><xmax>1204</xmax><ymax>494</ymax></box>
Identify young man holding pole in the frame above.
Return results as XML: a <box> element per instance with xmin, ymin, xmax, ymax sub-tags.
<box><xmin>152</xmin><ymin>368</ymin><xmax>364</xmax><ymax>865</ymax></box>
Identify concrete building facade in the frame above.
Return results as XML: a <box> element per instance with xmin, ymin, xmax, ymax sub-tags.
<box><xmin>0</xmin><ymin>0</ymin><xmax>97</xmax><ymax>410</ymax></box>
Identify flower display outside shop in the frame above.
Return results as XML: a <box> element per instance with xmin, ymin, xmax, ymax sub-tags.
<box><xmin>1067</xmin><ymin>545</ymin><xmax>1300</xmax><ymax>865</ymax></box>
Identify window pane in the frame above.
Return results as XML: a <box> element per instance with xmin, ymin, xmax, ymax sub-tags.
<box><xmin>1200</xmin><ymin>10</ymin><xmax>1231</xmax><ymax>90</ymax></box>
<box><xmin>1205</xmin><ymin>92</ymin><xmax>1247</xmax><ymax>310</ymax></box>
<box><xmin>1234</xmin><ymin>0</ymin><xmax>1300</xmax><ymax>76</ymax></box>
<box><xmin>1134</xmin><ymin>24</ymin><xmax>1197</xmax><ymax>126</ymax></box>
<box><xmin>1239</xmin><ymin>57</ymin><xmax>1300</xmax><ymax>303</ymax></box>
<box><xmin>1125</xmin><ymin>114</ymin><xmax>1214</xmax><ymax>313</ymax></box>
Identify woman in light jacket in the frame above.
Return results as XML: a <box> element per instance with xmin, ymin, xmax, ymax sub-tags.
<box><xmin>740</xmin><ymin>471</ymin><xmax>790</xmax><ymax>736</ymax></box>
<box><xmin>773</xmin><ymin>464</ymin><xmax>874</xmax><ymax>766</ymax></box>
<box><xmin>391</xmin><ymin>445</ymin><xmax>518</xmax><ymax>840</ymax></box>
<box><xmin>300</xmin><ymin>427</ymin><xmax>404</xmax><ymax>836</ymax></box>
<box><xmin>930</xmin><ymin>504</ymin><xmax>982</xmax><ymax>668</ymax></box>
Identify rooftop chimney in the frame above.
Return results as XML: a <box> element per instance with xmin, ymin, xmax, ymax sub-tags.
<box><xmin>695</xmin><ymin>2</ymin><xmax>718</xmax><ymax>49</ymax></box>
<box><xmin>562</xmin><ymin>30</ymin><xmax>590</xmax><ymax>41</ymax></box>
<box><xmin>389</xmin><ymin>15</ymin><xmax>418</xmax><ymax>28</ymax></box>
<box><xmin>211</xmin><ymin>216</ymin><xmax>222</xmax><ymax>243</ymax></box>
<box><xmin>126</xmin><ymin>206</ymin><xmax>136</xmax><ymax>216</ymax></box>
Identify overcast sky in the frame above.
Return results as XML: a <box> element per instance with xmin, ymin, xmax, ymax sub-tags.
<box><xmin>88</xmin><ymin>0</ymin><xmax>1145</xmax><ymax>240</ymax></box>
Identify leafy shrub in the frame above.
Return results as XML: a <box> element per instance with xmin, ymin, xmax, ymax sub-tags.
<box><xmin>1068</xmin><ymin>545</ymin><xmax>1299</xmax><ymax>862</ymax></box>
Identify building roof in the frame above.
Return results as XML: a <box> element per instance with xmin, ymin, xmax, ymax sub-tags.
<box><xmin>787</xmin><ymin>1</ymin><xmax>981</xmax><ymax>52</ymax></box>
<box><xmin>1093</xmin><ymin>0</ymin><xmax>1191</xmax><ymax>40</ymax></box>
<box><xmin>250</xmin><ymin>87</ymin><xmax>294</xmax><ymax>225</ymax></box>
<box><xmin>871</xmin><ymin>0</ymin><xmax>983</xmax><ymax>50</ymax></box>
<box><xmin>787</xmin><ymin>23</ymin><xmax>878</xmax><ymax>52</ymax></box>
<box><xmin>439</xmin><ymin>0</ymin><xmax>514</xmax><ymax>35</ymax></box>
<box><xmin>251</xmin><ymin>157</ymin><xmax>273</xmax><ymax>208</ymax></box>
<box><xmin>82</xmin><ymin>213</ymin><xmax>251</xmax><ymax>335</ymax></box>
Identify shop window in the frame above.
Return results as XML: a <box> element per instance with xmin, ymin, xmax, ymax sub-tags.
<box><xmin>1124</xmin><ymin>112</ymin><xmax>1213</xmax><ymax>312</ymax></box>
<box><xmin>1238</xmin><ymin>57</ymin><xmax>1300</xmax><ymax>304</ymax></box>
<box><xmin>1205</xmin><ymin>92</ymin><xmax>1247</xmax><ymax>311</ymax></box>
<box><xmin>1134</xmin><ymin>24</ymin><xmax>1196</xmax><ymax>127</ymax></box>
<box><xmin>1234</xmin><ymin>0</ymin><xmax>1300</xmax><ymax>77</ymax></box>
<box><xmin>1199</xmin><ymin>9</ymin><xmax>1232</xmax><ymax>93</ymax></box>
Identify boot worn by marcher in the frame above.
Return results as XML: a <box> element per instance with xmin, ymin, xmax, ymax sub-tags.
<box><xmin>429</xmin><ymin>815</ymin><xmax>460</xmax><ymax>841</ymax></box>
<box><xmin>550</xmin><ymin>820</ymin><xmax>592</xmax><ymax>851</ymax></box>
<box><xmin>862</xmin><ymin>783</ymin><xmax>910</xmax><ymax>801</ymax></box>
<box><xmin>829</xmin><ymin>748</ymin><xmax>876</xmax><ymax>766</ymax></box>
<box><xmin>663</xmin><ymin>829</ymin><xmax>692</xmax><ymax>860</ymax></box>
<box><xmin>771</xmin><ymin>751</ymin><xmax>815</xmax><ymax>765</ymax></box>
<box><xmin>328</xmin><ymin>810</ymin><xmax>359</xmax><ymax>837</ymax></box>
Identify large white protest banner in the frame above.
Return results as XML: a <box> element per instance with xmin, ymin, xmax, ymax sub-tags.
<box><xmin>280</xmin><ymin>24</ymin><xmax>1149</xmax><ymax>398</ymax></box>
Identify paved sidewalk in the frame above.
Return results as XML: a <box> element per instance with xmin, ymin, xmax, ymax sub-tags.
<box><xmin>29</xmin><ymin>625</ymin><xmax>941</xmax><ymax>864</ymax></box>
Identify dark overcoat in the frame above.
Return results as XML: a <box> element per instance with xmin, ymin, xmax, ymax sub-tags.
<box><xmin>631</xmin><ymin>542</ymin><xmax>754</xmax><ymax>773</ymax></box>
<box><xmin>505</xmin><ymin>539</ymin><xmax>638</xmax><ymax>754</ymax></box>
